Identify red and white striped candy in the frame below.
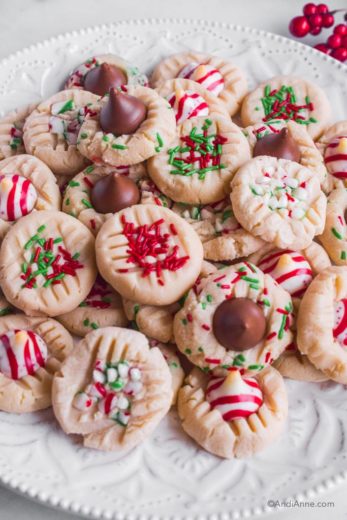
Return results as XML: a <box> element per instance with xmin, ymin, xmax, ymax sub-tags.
<box><xmin>0</xmin><ymin>329</ymin><xmax>47</xmax><ymax>380</ymax></box>
<box><xmin>333</xmin><ymin>299</ymin><xmax>347</xmax><ymax>348</ymax></box>
<box><xmin>0</xmin><ymin>174</ymin><xmax>37</xmax><ymax>222</ymax></box>
<box><xmin>167</xmin><ymin>88</ymin><xmax>209</xmax><ymax>124</ymax></box>
<box><xmin>178</xmin><ymin>62</ymin><xmax>224</xmax><ymax>96</ymax></box>
<box><xmin>206</xmin><ymin>370</ymin><xmax>263</xmax><ymax>422</ymax></box>
<box><xmin>324</xmin><ymin>136</ymin><xmax>347</xmax><ymax>180</ymax></box>
<box><xmin>258</xmin><ymin>249</ymin><xmax>313</xmax><ymax>298</ymax></box>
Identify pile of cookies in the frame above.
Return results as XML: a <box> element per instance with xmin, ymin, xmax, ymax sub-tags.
<box><xmin>0</xmin><ymin>51</ymin><xmax>346</xmax><ymax>459</ymax></box>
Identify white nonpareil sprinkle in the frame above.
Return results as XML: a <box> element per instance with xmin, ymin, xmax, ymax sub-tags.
<box><xmin>130</xmin><ymin>367</ymin><xmax>142</xmax><ymax>381</ymax></box>
<box><xmin>93</xmin><ymin>369</ymin><xmax>106</xmax><ymax>384</ymax></box>
<box><xmin>283</xmin><ymin>177</ymin><xmax>299</xmax><ymax>188</ymax></box>
<box><xmin>125</xmin><ymin>380</ymin><xmax>143</xmax><ymax>395</ymax></box>
<box><xmin>73</xmin><ymin>392</ymin><xmax>93</xmax><ymax>411</ymax></box>
<box><xmin>117</xmin><ymin>412</ymin><xmax>129</xmax><ymax>425</ymax></box>
<box><xmin>106</xmin><ymin>367</ymin><xmax>118</xmax><ymax>383</ymax></box>
<box><xmin>293</xmin><ymin>187</ymin><xmax>307</xmax><ymax>201</ymax></box>
<box><xmin>291</xmin><ymin>207</ymin><xmax>306</xmax><ymax>219</ymax></box>
<box><xmin>117</xmin><ymin>395</ymin><xmax>129</xmax><ymax>410</ymax></box>
<box><xmin>118</xmin><ymin>362</ymin><xmax>129</xmax><ymax>378</ymax></box>
<box><xmin>49</xmin><ymin>116</ymin><xmax>65</xmax><ymax>135</ymax></box>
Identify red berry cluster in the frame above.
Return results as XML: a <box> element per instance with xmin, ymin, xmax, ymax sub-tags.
<box><xmin>289</xmin><ymin>3</ymin><xmax>347</xmax><ymax>62</ymax></box>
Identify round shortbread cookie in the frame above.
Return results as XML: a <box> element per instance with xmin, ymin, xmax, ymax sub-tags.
<box><xmin>95</xmin><ymin>204</ymin><xmax>204</xmax><ymax>306</ymax></box>
<box><xmin>177</xmin><ymin>366</ymin><xmax>288</xmax><ymax>459</ymax></box>
<box><xmin>76</xmin><ymin>86</ymin><xmax>176</xmax><ymax>167</ymax></box>
<box><xmin>0</xmin><ymin>210</ymin><xmax>97</xmax><ymax>317</ymax></box>
<box><xmin>174</xmin><ymin>261</ymin><xmax>293</xmax><ymax>374</ymax></box>
<box><xmin>0</xmin><ymin>313</ymin><xmax>73</xmax><ymax>413</ymax></box>
<box><xmin>318</xmin><ymin>188</ymin><xmax>347</xmax><ymax>265</ymax></box>
<box><xmin>62</xmin><ymin>163</ymin><xmax>147</xmax><ymax>234</ymax></box>
<box><xmin>231</xmin><ymin>156</ymin><xmax>327</xmax><ymax>250</ymax></box>
<box><xmin>52</xmin><ymin>327</ymin><xmax>172</xmax><ymax>452</ymax></box>
<box><xmin>0</xmin><ymin>154</ymin><xmax>61</xmax><ymax>241</ymax></box>
<box><xmin>57</xmin><ymin>275</ymin><xmax>128</xmax><ymax>337</ymax></box>
<box><xmin>240</xmin><ymin>75</ymin><xmax>331</xmax><ymax>140</ymax></box>
<box><xmin>243</xmin><ymin>119</ymin><xmax>327</xmax><ymax>187</ymax></box>
<box><xmin>147</xmin><ymin>115</ymin><xmax>251</xmax><ymax>205</ymax></box>
<box><xmin>65</xmin><ymin>54</ymin><xmax>148</xmax><ymax>90</ymax></box>
<box><xmin>122</xmin><ymin>260</ymin><xmax>217</xmax><ymax>343</ymax></box>
<box><xmin>23</xmin><ymin>90</ymin><xmax>99</xmax><ymax>176</ymax></box>
<box><xmin>297</xmin><ymin>266</ymin><xmax>347</xmax><ymax>384</ymax></box>
<box><xmin>0</xmin><ymin>103</ymin><xmax>37</xmax><ymax>160</ymax></box>
<box><xmin>316</xmin><ymin>120</ymin><xmax>347</xmax><ymax>192</ymax></box>
<box><xmin>273</xmin><ymin>345</ymin><xmax>328</xmax><ymax>383</ymax></box>
<box><xmin>151</xmin><ymin>52</ymin><xmax>247</xmax><ymax>116</ymax></box>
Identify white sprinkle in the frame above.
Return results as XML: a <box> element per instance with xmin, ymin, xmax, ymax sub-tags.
<box><xmin>117</xmin><ymin>412</ymin><xmax>129</xmax><ymax>425</ymax></box>
<box><xmin>182</xmin><ymin>210</ymin><xmax>190</xmax><ymax>219</ymax></box>
<box><xmin>73</xmin><ymin>392</ymin><xmax>93</xmax><ymax>411</ymax></box>
<box><xmin>215</xmin><ymin>219</ymin><xmax>224</xmax><ymax>232</ymax></box>
<box><xmin>117</xmin><ymin>395</ymin><xmax>129</xmax><ymax>410</ymax></box>
<box><xmin>130</xmin><ymin>368</ymin><xmax>142</xmax><ymax>381</ymax></box>
<box><xmin>269</xmin><ymin>197</ymin><xmax>279</xmax><ymax>209</ymax></box>
<box><xmin>257</xmin><ymin>175</ymin><xmax>271</xmax><ymax>184</ymax></box>
<box><xmin>293</xmin><ymin>187</ymin><xmax>307</xmax><ymax>201</ymax></box>
<box><xmin>118</xmin><ymin>362</ymin><xmax>129</xmax><ymax>378</ymax></box>
<box><xmin>278</xmin><ymin>196</ymin><xmax>288</xmax><ymax>208</ymax></box>
<box><xmin>265</xmin><ymin>167</ymin><xmax>274</xmax><ymax>175</ymax></box>
<box><xmin>292</xmin><ymin>207</ymin><xmax>306</xmax><ymax>219</ymax></box>
<box><xmin>106</xmin><ymin>367</ymin><xmax>118</xmax><ymax>383</ymax></box>
<box><xmin>283</xmin><ymin>177</ymin><xmax>299</xmax><ymax>188</ymax></box>
<box><xmin>49</xmin><ymin>116</ymin><xmax>65</xmax><ymax>135</ymax></box>
<box><xmin>251</xmin><ymin>184</ymin><xmax>264</xmax><ymax>195</ymax></box>
<box><xmin>93</xmin><ymin>369</ymin><xmax>106</xmax><ymax>384</ymax></box>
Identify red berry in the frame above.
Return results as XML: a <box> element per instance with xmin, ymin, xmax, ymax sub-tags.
<box><xmin>314</xmin><ymin>43</ymin><xmax>331</xmax><ymax>54</ymax></box>
<box><xmin>309</xmin><ymin>14</ymin><xmax>323</xmax><ymax>27</ymax></box>
<box><xmin>322</xmin><ymin>13</ymin><xmax>334</xmax><ymax>28</ymax></box>
<box><xmin>289</xmin><ymin>16</ymin><xmax>311</xmax><ymax>37</ymax></box>
<box><xmin>334</xmin><ymin>24</ymin><xmax>347</xmax><ymax>36</ymax></box>
<box><xmin>331</xmin><ymin>47</ymin><xmax>347</xmax><ymax>62</ymax></box>
<box><xmin>317</xmin><ymin>3</ymin><xmax>329</xmax><ymax>14</ymax></box>
<box><xmin>303</xmin><ymin>3</ymin><xmax>317</xmax><ymax>16</ymax></box>
<box><xmin>310</xmin><ymin>26</ymin><xmax>322</xmax><ymax>35</ymax></box>
<box><xmin>327</xmin><ymin>34</ymin><xmax>342</xmax><ymax>49</ymax></box>
<box><xmin>342</xmin><ymin>35</ymin><xmax>347</xmax><ymax>47</ymax></box>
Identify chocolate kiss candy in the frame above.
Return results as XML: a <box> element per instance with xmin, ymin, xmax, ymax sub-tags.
<box><xmin>99</xmin><ymin>88</ymin><xmax>147</xmax><ymax>136</ymax></box>
<box><xmin>212</xmin><ymin>297</ymin><xmax>266</xmax><ymax>351</ymax></box>
<box><xmin>253</xmin><ymin>128</ymin><xmax>301</xmax><ymax>162</ymax></box>
<box><xmin>91</xmin><ymin>173</ymin><xmax>140</xmax><ymax>214</ymax></box>
<box><xmin>83</xmin><ymin>63</ymin><xmax>127</xmax><ymax>96</ymax></box>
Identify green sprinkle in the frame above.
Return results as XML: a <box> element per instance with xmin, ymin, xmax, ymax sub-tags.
<box><xmin>201</xmin><ymin>302</ymin><xmax>207</xmax><ymax>310</ymax></box>
<box><xmin>222</xmin><ymin>209</ymin><xmax>232</xmax><ymax>223</ymax></box>
<box><xmin>112</xmin><ymin>143</ymin><xmax>127</xmax><ymax>150</ymax></box>
<box><xmin>37</xmin><ymin>225</ymin><xmax>46</xmax><ymax>233</ymax></box>
<box><xmin>24</xmin><ymin>235</ymin><xmax>39</xmax><ymax>250</ymax></box>
<box><xmin>57</xmin><ymin>99</ymin><xmax>75</xmax><ymax>114</ymax></box>
<box><xmin>81</xmin><ymin>198</ymin><xmax>93</xmax><ymax>209</ymax></box>
<box><xmin>65</xmin><ymin>198</ymin><xmax>70</xmax><ymax>206</ymax></box>
<box><xmin>156</xmin><ymin>132</ymin><xmax>164</xmax><ymax>147</ymax></box>
<box><xmin>233</xmin><ymin>354</ymin><xmax>246</xmax><ymax>366</ymax></box>
<box><xmin>80</xmin><ymin>133</ymin><xmax>88</xmax><ymax>139</ymax></box>
<box><xmin>206</xmin><ymin>294</ymin><xmax>213</xmax><ymax>303</ymax></box>
<box><xmin>182</xmin><ymin>318</ymin><xmax>188</xmax><ymax>325</ymax></box>
<box><xmin>0</xmin><ymin>307</ymin><xmax>11</xmax><ymax>316</ymax></box>
<box><xmin>110</xmin><ymin>379</ymin><xmax>124</xmax><ymax>391</ymax></box>
<box><xmin>248</xmin><ymin>364</ymin><xmax>264</xmax><ymax>371</ymax></box>
<box><xmin>309</xmin><ymin>117</ymin><xmax>317</xmax><ymax>123</ymax></box>
<box><xmin>169</xmin><ymin>361</ymin><xmax>179</xmax><ymax>368</ymax></box>
<box><xmin>185</xmin><ymin>348</ymin><xmax>192</xmax><ymax>355</ymax></box>
<box><xmin>198</xmin><ymin>347</ymin><xmax>204</xmax><ymax>353</ymax></box>
<box><xmin>242</xmin><ymin>276</ymin><xmax>259</xmax><ymax>284</ymax></box>
<box><xmin>102</xmin><ymin>135</ymin><xmax>110</xmax><ymax>142</ymax></box>
<box><xmin>250</xmin><ymin>283</ymin><xmax>260</xmax><ymax>290</ymax></box>
<box><xmin>278</xmin><ymin>314</ymin><xmax>287</xmax><ymax>340</ymax></box>
<box><xmin>262</xmin><ymin>299</ymin><xmax>271</xmax><ymax>307</ymax></box>
<box><xmin>83</xmin><ymin>318</ymin><xmax>90</xmax><ymax>326</ymax></box>
<box><xmin>21</xmin><ymin>262</ymin><xmax>28</xmax><ymax>274</ymax></box>
<box><xmin>255</xmin><ymin>106</ymin><xmax>260</xmax><ymax>111</ymax></box>
<box><xmin>134</xmin><ymin>304</ymin><xmax>140</xmax><ymax>316</ymax></box>
<box><xmin>332</xmin><ymin>227</ymin><xmax>343</xmax><ymax>240</ymax></box>
<box><xmin>53</xmin><ymin>237</ymin><xmax>63</xmax><ymax>244</ymax></box>
<box><xmin>68</xmin><ymin>180</ymin><xmax>80</xmax><ymax>187</ymax></box>
<box><xmin>341</xmin><ymin>251</ymin><xmax>347</xmax><ymax>260</ymax></box>
<box><xmin>85</xmin><ymin>165</ymin><xmax>95</xmax><ymax>173</ymax></box>
<box><xmin>90</xmin><ymin>322</ymin><xmax>99</xmax><ymax>330</ymax></box>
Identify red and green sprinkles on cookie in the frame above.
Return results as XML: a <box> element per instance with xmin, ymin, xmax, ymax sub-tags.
<box><xmin>118</xmin><ymin>215</ymin><xmax>189</xmax><ymax>285</ymax></box>
<box><xmin>260</xmin><ymin>85</ymin><xmax>317</xmax><ymax>125</ymax></box>
<box><xmin>168</xmin><ymin>119</ymin><xmax>227</xmax><ymax>180</ymax></box>
<box><xmin>20</xmin><ymin>225</ymin><xmax>83</xmax><ymax>288</ymax></box>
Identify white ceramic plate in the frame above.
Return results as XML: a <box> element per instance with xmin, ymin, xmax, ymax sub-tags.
<box><xmin>0</xmin><ymin>18</ymin><xmax>347</xmax><ymax>520</ymax></box>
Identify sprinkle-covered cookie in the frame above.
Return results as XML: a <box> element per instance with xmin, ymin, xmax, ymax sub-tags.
<box><xmin>297</xmin><ymin>266</ymin><xmax>347</xmax><ymax>384</ymax></box>
<box><xmin>65</xmin><ymin>54</ymin><xmax>148</xmax><ymax>94</ymax></box>
<box><xmin>178</xmin><ymin>366</ymin><xmax>288</xmax><ymax>458</ymax></box>
<box><xmin>0</xmin><ymin>313</ymin><xmax>73</xmax><ymax>413</ymax></box>
<box><xmin>147</xmin><ymin>116</ymin><xmax>251</xmax><ymax>205</ymax></box>
<box><xmin>0</xmin><ymin>103</ymin><xmax>37</xmax><ymax>160</ymax></box>
<box><xmin>62</xmin><ymin>163</ymin><xmax>147</xmax><ymax>234</ymax></box>
<box><xmin>151</xmin><ymin>52</ymin><xmax>247</xmax><ymax>116</ymax></box>
<box><xmin>174</xmin><ymin>262</ymin><xmax>293</xmax><ymax>374</ymax></box>
<box><xmin>241</xmin><ymin>76</ymin><xmax>331</xmax><ymax>140</ymax></box>
<box><xmin>23</xmin><ymin>90</ymin><xmax>100</xmax><ymax>176</ymax></box>
<box><xmin>52</xmin><ymin>327</ymin><xmax>172</xmax><ymax>452</ymax></box>
<box><xmin>231</xmin><ymin>156</ymin><xmax>327</xmax><ymax>250</ymax></box>
<box><xmin>96</xmin><ymin>204</ymin><xmax>203</xmax><ymax>305</ymax></box>
<box><xmin>77</xmin><ymin>86</ymin><xmax>176</xmax><ymax>166</ymax></box>
<box><xmin>0</xmin><ymin>210</ymin><xmax>97</xmax><ymax>316</ymax></box>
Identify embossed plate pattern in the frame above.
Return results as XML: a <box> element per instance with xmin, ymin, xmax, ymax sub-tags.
<box><xmin>0</xmin><ymin>18</ymin><xmax>346</xmax><ymax>520</ymax></box>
